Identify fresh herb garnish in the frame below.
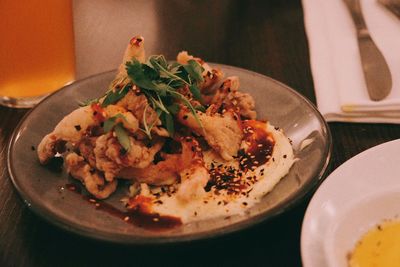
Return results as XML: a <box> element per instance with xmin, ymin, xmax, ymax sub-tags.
<box><xmin>114</xmin><ymin>123</ymin><xmax>131</xmax><ymax>152</ymax></box>
<box><xmin>184</xmin><ymin>59</ymin><xmax>204</xmax><ymax>83</ymax></box>
<box><xmin>79</xmin><ymin>78</ymin><xmax>132</xmax><ymax>108</ymax></box>
<box><xmin>103</xmin><ymin>114</ymin><xmax>131</xmax><ymax>151</ymax></box>
<box><xmin>126</xmin><ymin>55</ymin><xmax>205</xmax><ymax>137</ymax></box>
<box><xmin>101</xmin><ymin>83</ymin><xmax>131</xmax><ymax>107</ymax></box>
<box><xmin>81</xmin><ymin>54</ymin><xmax>206</xmax><ymax>140</ymax></box>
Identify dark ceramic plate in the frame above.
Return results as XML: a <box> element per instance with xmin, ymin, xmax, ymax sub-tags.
<box><xmin>7</xmin><ymin>64</ymin><xmax>331</xmax><ymax>244</ymax></box>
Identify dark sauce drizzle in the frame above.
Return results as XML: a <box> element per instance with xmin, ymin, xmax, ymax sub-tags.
<box><xmin>65</xmin><ymin>183</ymin><xmax>182</xmax><ymax>231</ymax></box>
<box><xmin>239</xmin><ymin>120</ymin><xmax>274</xmax><ymax>171</ymax></box>
<box><xmin>205</xmin><ymin>120</ymin><xmax>275</xmax><ymax>195</ymax></box>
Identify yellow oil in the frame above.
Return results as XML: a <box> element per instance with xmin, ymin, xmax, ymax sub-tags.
<box><xmin>348</xmin><ymin>220</ymin><xmax>400</xmax><ymax>267</ymax></box>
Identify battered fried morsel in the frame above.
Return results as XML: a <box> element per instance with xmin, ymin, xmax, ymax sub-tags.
<box><xmin>177</xmin><ymin>51</ymin><xmax>224</xmax><ymax>95</ymax></box>
<box><xmin>118</xmin><ymin>137</ymin><xmax>204</xmax><ymax>186</ymax></box>
<box><xmin>93</xmin><ymin>133</ymin><xmax>163</xmax><ymax>181</ymax></box>
<box><xmin>177</xmin><ymin>107</ymin><xmax>243</xmax><ymax>161</ymax></box>
<box><xmin>38</xmin><ymin>106</ymin><xmax>97</xmax><ymax>164</ymax></box>
<box><xmin>116</xmin><ymin>90</ymin><xmax>168</xmax><ymax>137</ymax></box>
<box><xmin>37</xmin><ymin>104</ymin><xmax>139</xmax><ymax>165</ymax></box>
<box><xmin>210</xmin><ymin>77</ymin><xmax>257</xmax><ymax>119</ymax></box>
<box><xmin>65</xmin><ymin>153</ymin><xmax>117</xmax><ymax>199</ymax></box>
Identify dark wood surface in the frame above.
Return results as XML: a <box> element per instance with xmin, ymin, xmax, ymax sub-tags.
<box><xmin>1</xmin><ymin>1</ymin><xmax>399</xmax><ymax>266</ymax></box>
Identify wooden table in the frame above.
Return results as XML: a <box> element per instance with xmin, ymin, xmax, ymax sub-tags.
<box><xmin>1</xmin><ymin>1</ymin><xmax>399</xmax><ymax>266</ymax></box>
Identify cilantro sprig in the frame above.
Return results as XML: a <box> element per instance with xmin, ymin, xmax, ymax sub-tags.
<box><xmin>80</xmin><ymin>54</ymin><xmax>206</xmax><ymax>142</ymax></box>
<box><xmin>126</xmin><ymin>55</ymin><xmax>205</xmax><ymax>138</ymax></box>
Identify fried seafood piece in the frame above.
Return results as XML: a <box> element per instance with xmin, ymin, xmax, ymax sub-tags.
<box><xmin>65</xmin><ymin>153</ymin><xmax>118</xmax><ymax>199</ymax></box>
<box><xmin>118</xmin><ymin>137</ymin><xmax>205</xmax><ymax>186</ymax></box>
<box><xmin>116</xmin><ymin>90</ymin><xmax>168</xmax><ymax>137</ymax></box>
<box><xmin>37</xmin><ymin>104</ymin><xmax>139</xmax><ymax>164</ymax></box>
<box><xmin>210</xmin><ymin>77</ymin><xmax>257</xmax><ymax>120</ymax></box>
<box><xmin>38</xmin><ymin>106</ymin><xmax>97</xmax><ymax>164</ymax></box>
<box><xmin>177</xmin><ymin>51</ymin><xmax>224</xmax><ymax>95</ymax></box>
<box><xmin>93</xmin><ymin>133</ymin><xmax>164</xmax><ymax>181</ymax></box>
<box><xmin>111</xmin><ymin>35</ymin><xmax>146</xmax><ymax>88</ymax></box>
<box><xmin>177</xmin><ymin>107</ymin><xmax>243</xmax><ymax>161</ymax></box>
<box><xmin>176</xmin><ymin>164</ymin><xmax>210</xmax><ymax>202</ymax></box>
<box><xmin>78</xmin><ymin>137</ymin><xmax>97</xmax><ymax>167</ymax></box>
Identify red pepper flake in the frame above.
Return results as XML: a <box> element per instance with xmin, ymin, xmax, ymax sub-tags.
<box><xmin>91</xmin><ymin>103</ymin><xmax>105</xmax><ymax>122</ymax></box>
<box><xmin>130</xmin><ymin>37</ymin><xmax>143</xmax><ymax>46</ymax></box>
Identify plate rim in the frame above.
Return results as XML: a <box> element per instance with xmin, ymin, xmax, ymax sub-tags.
<box><xmin>7</xmin><ymin>64</ymin><xmax>332</xmax><ymax>244</ymax></box>
<box><xmin>300</xmin><ymin>138</ymin><xmax>400</xmax><ymax>266</ymax></box>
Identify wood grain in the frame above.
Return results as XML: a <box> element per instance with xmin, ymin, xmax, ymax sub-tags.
<box><xmin>1</xmin><ymin>1</ymin><xmax>399</xmax><ymax>266</ymax></box>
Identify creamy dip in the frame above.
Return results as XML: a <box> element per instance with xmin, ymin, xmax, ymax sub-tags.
<box><xmin>127</xmin><ymin>121</ymin><xmax>295</xmax><ymax>223</ymax></box>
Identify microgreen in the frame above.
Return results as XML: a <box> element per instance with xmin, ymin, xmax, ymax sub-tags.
<box><xmin>126</xmin><ymin>55</ymin><xmax>205</xmax><ymax>137</ymax></box>
<box><xmin>79</xmin><ymin>82</ymin><xmax>131</xmax><ymax>107</ymax></box>
<box><xmin>101</xmin><ymin>83</ymin><xmax>131</xmax><ymax>107</ymax></box>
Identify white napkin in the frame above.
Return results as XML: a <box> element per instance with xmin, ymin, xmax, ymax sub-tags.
<box><xmin>302</xmin><ymin>0</ymin><xmax>400</xmax><ymax>123</ymax></box>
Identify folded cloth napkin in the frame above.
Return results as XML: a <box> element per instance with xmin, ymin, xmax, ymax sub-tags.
<box><xmin>302</xmin><ymin>0</ymin><xmax>400</xmax><ymax>123</ymax></box>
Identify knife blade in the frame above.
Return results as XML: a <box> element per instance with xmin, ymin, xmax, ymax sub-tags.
<box><xmin>344</xmin><ymin>0</ymin><xmax>392</xmax><ymax>101</ymax></box>
<box><xmin>378</xmin><ymin>0</ymin><xmax>400</xmax><ymax>20</ymax></box>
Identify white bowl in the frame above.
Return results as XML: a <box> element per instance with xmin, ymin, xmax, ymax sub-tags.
<box><xmin>301</xmin><ymin>139</ymin><xmax>400</xmax><ymax>267</ymax></box>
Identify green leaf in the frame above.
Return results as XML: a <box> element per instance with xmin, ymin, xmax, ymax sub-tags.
<box><xmin>103</xmin><ymin>114</ymin><xmax>127</xmax><ymax>133</ymax></box>
<box><xmin>148</xmin><ymin>55</ymin><xmax>168</xmax><ymax>70</ymax></box>
<box><xmin>101</xmin><ymin>83</ymin><xmax>130</xmax><ymax>107</ymax></box>
<box><xmin>168</xmin><ymin>90</ymin><xmax>203</xmax><ymax>129</ymax></box>
<box><xmin>126</xmin><ymin>59</ymin><xmax>172</xmax><ymax>95</ymax></box>
<box><xmin>184</xmin><ymin>59</ymin><xmax>204</xmax><ymax>83</ymax></box>
<box><xmin>195</xmin><ymin>105</ymin><xmax>206</xmax><ymax>112</ymax></box>
<box><xmin>149</xmin><ymin>56</ymin><xmax>189</xmax><ymax>86</ymax></box>
<box><xmin>114</xmin><ymin>123</ymin><xmax>131</xmax><ymax>151</ymax></box>
<box><xmin>189</xmin><ymin>84</ymin><xmax>202</xmax><ymax>101</ymax></box>
<box><xmin>126</xmin><ymin>55</ymin><xmax>205</xmax><ymax>137</ymax></box>
<box><xmin>79</xmin><ymin>91</ymin><xmax>108</xmax><ymax>107</ymax></box>
<box><xmin>164</xmin><ymin>113</ymin><xmax>175</xmax><ymax>137</ymax></box>
<box><xmin>167</xmin><ymin>103</ymin><xmax>180</xmax><ymax>115</ymax></box>
<box><xmin>142</xmin><ymin>64</ymin><xmax>159</xmax><ymax>80</ymax></box>
<box><xmin>103</xmin><ymin>117</ymin><xmax>116</xmax><ymax>133</ymax></box>
<box><xmin>147</xmin><ymin>95</ymin><xmax>169</xmax><ymax>114</ymax></box>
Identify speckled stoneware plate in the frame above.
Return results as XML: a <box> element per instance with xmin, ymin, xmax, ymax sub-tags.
<box><xmin>7</xmin><ymin>64</ymin><xmax>331</xmax><ymax>244</ymax></box>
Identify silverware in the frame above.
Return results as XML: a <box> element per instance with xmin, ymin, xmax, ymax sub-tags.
<box><xmin>344</xmin><ymin>0</ymin><xmax>392</xmax><ymax>101</ymax></box>
<box><xmin>378</xmin><ymin>0</ymin><xmax>400</xmax><ymax>20</ymax></box>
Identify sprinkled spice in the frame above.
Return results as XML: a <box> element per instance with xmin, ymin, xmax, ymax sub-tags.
<box><xmin>239</xmin><ymin>120</ymin><xmax>275</xmax><ymax>171</ymax></box>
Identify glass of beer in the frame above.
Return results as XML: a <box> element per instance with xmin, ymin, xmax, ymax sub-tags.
<box><xmin>0</xmin><ymin>0</ymin><xmax>75</xmax><ymax>108</ymax></box>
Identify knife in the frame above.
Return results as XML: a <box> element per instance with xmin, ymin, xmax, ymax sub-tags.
<box><xmin>344</xmin><ymin>0</ymin><xmax>392</xmax><ymax>101</ymax></box>
<box><xmin>378</xmin><ymin>0</ymin><xmax>400</xmax><ymax>20</ymax></box>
